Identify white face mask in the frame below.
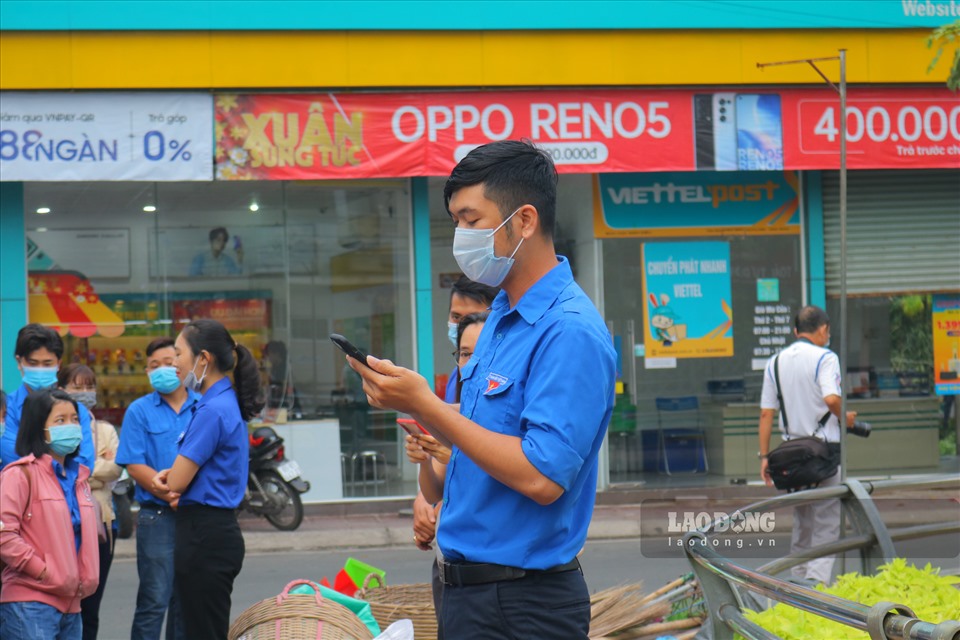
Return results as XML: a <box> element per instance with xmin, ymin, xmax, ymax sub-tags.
<box><xmin>183</xmin><ymin>359</ymin><xmax>208</xmax><ymax>393</ymax></box>
<box><xmin>452</xmin><ymin>207</ymin><xmax>524</xmax><ymax>287</ymax></box>
<box><xmin>447</xmin><ymin>322</ymin><xmax>459</xmax><ymax>347</ymax></box>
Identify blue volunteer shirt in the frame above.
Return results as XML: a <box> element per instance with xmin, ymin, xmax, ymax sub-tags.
<box><xmin>52</xmin><ymin>455</ymin><xmax>82</xmax><ymax>552</ymax></box>
<box><xmin>1</xmin><ymin>383</ymin><xmax>95</xmax><ymax>472</ymax></box>
<box><xmin>177</xmin><ymin>377</ymin><xmax>249</xmax><ymax>509</ymax></box>
<box><xmin>116</xmin><ymin>389</ymin><xmax>200</xmax><ymax>505</ymax></box>
<box><xmin>437</xmin><ymin>257</ymin><xmax>616</xmax><ymax>570</ymax></box>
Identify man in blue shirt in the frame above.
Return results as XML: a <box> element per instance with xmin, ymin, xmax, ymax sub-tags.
<box><xmin>351</xmin><ymin>140</ymin><xmax>616</xmax><ymax>638</ymax></box>
<box><xmin>116</xmin><ymin>337</ymin><xmax>199</xmax><ymax>640</ymax></box>
<box><xmin>1</xmin><ymin>324</ymin><xmax>94</xmax><ymax>471</ymax></box>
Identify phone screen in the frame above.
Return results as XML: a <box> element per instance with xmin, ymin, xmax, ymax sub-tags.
<box><xmin>736</xmin><ymin>94</ymin><xmax>784</xmax><ymax>170</ymax></box>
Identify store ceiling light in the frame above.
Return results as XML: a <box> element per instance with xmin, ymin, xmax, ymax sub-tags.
<box><xmin>36</xmin><ymin>207</ymin><xmax>51</xmax><ymax>214</ymax></box>
<box><xmin>36</xmin><ymin>227</ymin><xmax>48</xmax><ymax>232</ymax></box>
<box><xmin>249</xmin><ymin>202</ymin><xmax>260</xmax><ymax>212</ymax></box>
<box><xmin>143</xmin><ymin>205</ymin><xmax>157</xmax><ymax>212</ymax></box>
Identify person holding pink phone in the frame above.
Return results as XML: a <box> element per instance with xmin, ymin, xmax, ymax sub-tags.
<box><xmin>405</xmin><ymin>311</ymin><xmax>487</xmax><ymax>638</ymax></box>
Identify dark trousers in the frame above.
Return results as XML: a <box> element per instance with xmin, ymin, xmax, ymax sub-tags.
<box><xmin>80</xmin><ymin>533</ymin><xmax>115</xmax><ymax>640</ymax></box>
<box><xmin>174</xmin><ymin>506</ymin><xmax>244</xmax><ymax>640</ymax></box>
<box><xmin>440</xmin><ymin>568</ymin><xmax>590</xmax><ymax>639</ymax></box>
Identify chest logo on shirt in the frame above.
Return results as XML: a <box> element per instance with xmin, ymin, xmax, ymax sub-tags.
<box><xmin>176</xmin><ymin>430</ymin><xmax>186</xmax><ymax>445</ymax></box>
<box><xmin>484</xmin><ymin>372</ymin><xmax>509</xmax><ymax>395</ymax></box>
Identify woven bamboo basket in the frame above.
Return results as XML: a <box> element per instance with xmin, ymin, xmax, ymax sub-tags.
<box><xmin>229</xmin><ymin>579</ymin><xmax>374</xmax><ymax>640</ymax></box>
<box><xmin>358</xmin><ymin>574</ymin><xmax>439</xmax><ymax>640</ymax></box>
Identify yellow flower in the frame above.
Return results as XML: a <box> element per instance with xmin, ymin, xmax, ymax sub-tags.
<box><xmin>216</xmin><ymin>95</ymin><xmax>239</xmax><ymax>112</ymax></box>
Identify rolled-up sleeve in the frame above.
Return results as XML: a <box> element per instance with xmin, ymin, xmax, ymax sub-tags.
<box><xmin>520</xmin><ymin>319</ymin><xmax>616</xmax><ymax>492</ymax></box>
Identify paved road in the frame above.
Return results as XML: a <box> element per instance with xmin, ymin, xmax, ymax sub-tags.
<box><xmin>96</xmin><ymin>535</ymin><xmax>957</xmax><ymax>639</ymax></box>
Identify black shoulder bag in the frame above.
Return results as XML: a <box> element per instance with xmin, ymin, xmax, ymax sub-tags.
<box><xmin>766</xmin><ymin>355</ymin><xmax>840</xmax><ymax>492</ymax></box>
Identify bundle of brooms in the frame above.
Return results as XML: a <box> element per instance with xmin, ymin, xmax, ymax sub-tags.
<box><xmin>589</xmin><ymin>574</ymin><xmax>704</xmax><ymax>640</ymax></box>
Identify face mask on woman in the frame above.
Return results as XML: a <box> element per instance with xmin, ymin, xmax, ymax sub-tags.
<box><xmin>183</xmin><ymin>359</ymin><xmax>208</xmax><ymax>393</ymax></box>
<box><xmin>69</xmin><ymin>391</ymin><xmax>97</xmax><ymax>411</ymax></box>
<box><xmin>48</xmin><ymin>423</ymin><xmax>82</xmax><ymax>456</ymax></box>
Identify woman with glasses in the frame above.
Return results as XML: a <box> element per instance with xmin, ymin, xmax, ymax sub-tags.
<box><xmin>405</xmin><ymin>311</ymin><xmax>488</xmax><ymax>636</ymax></box>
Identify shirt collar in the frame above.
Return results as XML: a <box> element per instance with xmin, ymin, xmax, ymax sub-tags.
<box><xmin>50</xmin><ymin>454</ymin><xmax>79</xmax><ymax>478</ymax></box>
<box><xmin>153</xmin><ymin>389</ymin><xmax>202</xmax><ymax>407</ymax></box>
<box><xmin>196</xmin><ymin>376</ymin><xmax>233</xmax><ymax>408</ymax></box>
<box><xmin>492</xmin><ymin>256</ymin><xmax>574</xmax><ymax>325</ymax></box>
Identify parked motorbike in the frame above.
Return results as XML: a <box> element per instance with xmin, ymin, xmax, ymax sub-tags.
<box><xmin>112</xmin><ymin>470</ymin><xmax>135</xmax><ymax>539</ymax></box>
<box><xmin>241</xmin><ymin>426</ymin><xmax>309</xmax><ymax>531</ymax></box>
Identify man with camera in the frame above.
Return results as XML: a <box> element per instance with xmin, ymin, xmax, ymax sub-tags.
<box><xmin>758</xmin><ymin>305</ymin><xmax>861</xmax><ymax>584</ymax></box>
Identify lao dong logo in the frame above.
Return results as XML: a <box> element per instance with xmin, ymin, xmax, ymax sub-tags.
<box><xmin>667</xmin><ymin>510</ymin><xmax>776</xmax><ymax>534</ymax></box>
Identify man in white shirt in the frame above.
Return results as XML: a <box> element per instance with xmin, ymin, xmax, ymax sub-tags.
<box><xmin>758</xmin><ymin>305</ymin><xmax>856</xmax><ymax>584</ymax></box>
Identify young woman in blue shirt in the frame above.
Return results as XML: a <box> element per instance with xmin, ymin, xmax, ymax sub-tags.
<box><xmin>151</xmin><ymin>319</ymin><xmax>263</xmax><ymax>640</ymax></box>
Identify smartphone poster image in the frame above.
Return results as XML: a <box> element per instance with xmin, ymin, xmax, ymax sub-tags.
<box><xmin>736</xmin><ymin>94</ymin><xmax>784</xmax><ymax>170</ymax></box>
<box><xmin>692</xmin><ymin>93</ymin><xmax>737</xmax><ymax>171</ymax></box>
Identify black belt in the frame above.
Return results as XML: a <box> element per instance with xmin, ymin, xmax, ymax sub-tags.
<box><xmin>139</xmin><ymin>502</ymin><xmax>173</xmax><ymax>511</ymax></box>
<box><xmin>439</xmin><ymin>558</ymin><xmax>580</xmax><ymax>587</ymax></box>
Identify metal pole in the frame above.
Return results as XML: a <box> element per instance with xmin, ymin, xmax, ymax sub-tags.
<box><xmin>839</xmin><ymin>49</ymin><xmax>848</xmax><ymax>483</ymax></box>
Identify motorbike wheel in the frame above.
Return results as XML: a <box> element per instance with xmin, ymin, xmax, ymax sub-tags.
<box><xmin>259</xmin><ymin>471</ymin><xmax>304</xmax><ymax>531</ymax></box>
<box><xmin>114</xmin><ymin>491</ymin><xmax>134</xmax><ymax>539</ymax></box>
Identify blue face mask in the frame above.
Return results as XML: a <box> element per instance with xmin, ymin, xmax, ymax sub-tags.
<box><xmin>447</xmin><ymin>322</ymin><xmax>459</xmax><ymax>348</ymax></box>
<box><xmin>48</xmin><ymin>423</ymin><xmax>82</xmax><ymax>456</ymax></box>
<box><xmin>149</xmin><ymin>366</ymin><xmax>182</xmax><ymax>394</ymax></box>
<box><xmin>452</xmin><ymin>207</ymin><xmax>524</xmax><ymax>287</ymax></box>
<box><xmin>21</xmin><ymin>365</ymin><xmax>59</xmax><ymax>390</ymax></box>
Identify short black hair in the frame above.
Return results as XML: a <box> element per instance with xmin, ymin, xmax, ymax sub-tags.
<box><xmin>795</xmin><ymin>305</ymin><xmax>830</xmax><ymax>335</ymax></box>
<box><xmin>443</xmin><ymin>139</ymin><xmax>557</xmax><ymax>238</ymax></box>
<box><xmin>146</xmin><ymin>337</ymin><xmax>175</xmax><ymax>357</ymax></box>
<box><xmin>456</xmin><ymin>311</ymin><xmax>490</xmax><ymax>350</ymax></box>
<box><xmin>209</xmin><ymin>227</ymin><xmax>229</xmax><ymax>242</ymax></box>
<box><xmin>15</xmin><ymin>323</ymin><xmax>64</xmax><ymax>360</ymax></box>
<box><xmin>450</xmin><ymin>275</ymin><xmax>499</xmax><ymax>308</ymax></box>
<box><xmin>17</xmin><ymin>388</ymin><xmax>77</xmax><ymax>459</ymax></box>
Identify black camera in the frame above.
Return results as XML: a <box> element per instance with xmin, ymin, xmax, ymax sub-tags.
<box><xmin>848</xmin><ymin>420</ymin><xmax>872</xmax><ymax>438</ymax></box>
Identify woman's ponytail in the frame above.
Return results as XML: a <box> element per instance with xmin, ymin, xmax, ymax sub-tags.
<box><xmin>233</xmin><ymin>344</ymin><xmax>265</xmax><ymax>421</ymax></box>
<box><xmin>181</xmin><ymin>319</ymin><xmax>264</xmax><ymax>421</ymax></box>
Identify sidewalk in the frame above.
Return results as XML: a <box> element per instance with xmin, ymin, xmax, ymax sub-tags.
<box><xmin>113</xmin><ymin>478</ymin><xmax>958</xmax><ymax>560</ymax></box>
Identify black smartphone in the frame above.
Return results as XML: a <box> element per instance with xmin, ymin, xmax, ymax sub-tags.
<box><xmin>329</xmin><ymin>333</ymin><xmax>372</xmax><ymax>369</ymax></box>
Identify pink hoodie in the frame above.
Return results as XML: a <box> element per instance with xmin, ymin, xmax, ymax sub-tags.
<box><xmin>0</xmin><ymin>454</ymin><xmax>100</xmax><ymax>614</ymax></box>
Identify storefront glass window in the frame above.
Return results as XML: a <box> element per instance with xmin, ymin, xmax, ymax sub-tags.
<box><xmin>24</xmin><ymin>180</ymin><xmax>414</xmax><ymax>500</ymax></box>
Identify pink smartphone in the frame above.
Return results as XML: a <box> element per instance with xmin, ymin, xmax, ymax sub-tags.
<box><xmin>397</xmin><ymin>418</ymin><xmax>429</xmax><ymax>436</ymax></box>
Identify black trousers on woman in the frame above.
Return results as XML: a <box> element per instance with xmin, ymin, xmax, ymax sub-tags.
<box><xmin>174</xmin><ymin>505</ymin><xmax>244</xmax><ymax>640</ymax></box>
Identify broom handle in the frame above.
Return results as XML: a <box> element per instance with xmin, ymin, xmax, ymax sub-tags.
<box><xmin>638</xmin><ymin>575</ymin><xmax>688</xmax><ymax>604</ymax></box>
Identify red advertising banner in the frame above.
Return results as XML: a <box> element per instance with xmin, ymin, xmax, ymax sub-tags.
<box><xmin>172</xmin><ymin>298</ymin><xmax>271</xmax><ymax>332</ymax></box>
<box><xmin>214</xmin><ymin>89</ymin><xmax>959</xmax><ymax>180</ymax></box>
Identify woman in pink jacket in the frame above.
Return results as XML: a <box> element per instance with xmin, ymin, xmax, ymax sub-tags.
<box><xmin>0</xmin><ymin>388</ymin><xmax>100</xmax><ymax>640</ymax></box>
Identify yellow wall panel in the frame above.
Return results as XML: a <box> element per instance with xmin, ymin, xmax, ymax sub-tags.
<box><xmin>211</xmin><ymin>32</ymin><xmax>351</xmax><ymax>88</ymax></box>
<box><xmin>345</xmin><ymin>32</ymin><xmax>484</xmax><ymax>87</ymax></box>
<box><xmin>70</xmin><ymin>32</ymin><xmax>213</xmax><ymax>88</ymax></box>
<box><xmin>0</xmin><ymin>32</ymin><xmax>73</xmax><ymax>89</ymax></box>
<box><xmin>0</xmin><ymin>29</ymin><xmax>943</xmax><ymax>90</ymax></box>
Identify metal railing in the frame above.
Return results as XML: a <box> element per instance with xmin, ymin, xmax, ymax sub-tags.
<box><xmin>682</xmin><ymin>475</ymin><xmax>960</xmax><ymax>640</ymax></box>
